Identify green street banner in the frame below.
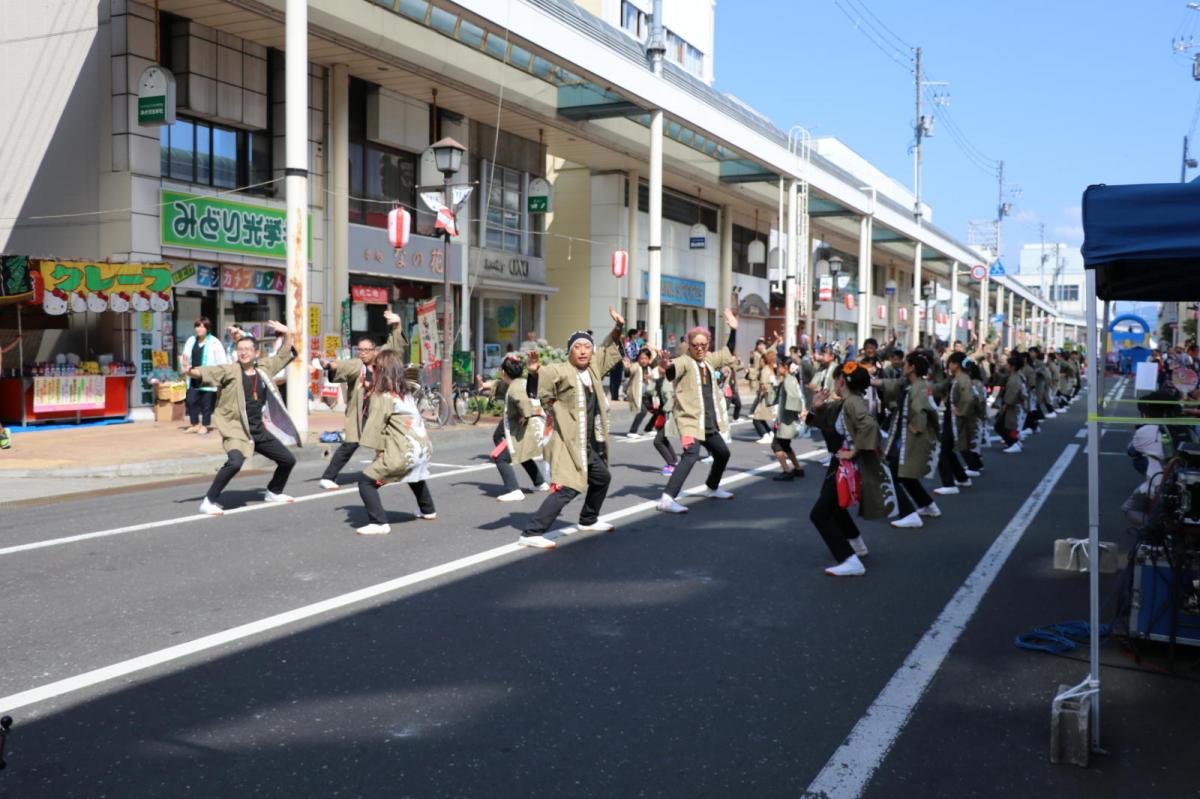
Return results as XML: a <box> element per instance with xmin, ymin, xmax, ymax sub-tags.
<box><xmin>160</xmin><ymin>190</ymin><xmax>310</xmax><ymax>260</ymax></box>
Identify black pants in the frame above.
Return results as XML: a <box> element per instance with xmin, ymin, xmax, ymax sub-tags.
<box><xmin>358</xmin><ymin>473</ymin><xmax>435</xmax><ymax>523</ymax></box>
<box><xmin>652</xmin><ymin>418</ymin><xmax>677</xmax><ymax>466</ymax></box>
<box><xmin>1023</xmin><ymin>407</ymin><xmax>1042</xmax><ymax>432</ymax></box>
<box><xmin>491</xmin><ymin>419</ymin><xmax>543</xmax><ymax>492</ymax></box>
<box><xmin>608</xmin><ymin>361</ymin><xmax>624</xmax><ymax>402</ymax></box>
<box><xmin>185</xmin><ymin>388</ymin><xmax>216</xmax><ymax>426</ymax></box>
<box><xmin>523</xmin><ymin>443</ymin><xmax>610</xmax><ymax>536</ymax></box>
<box><xmin>994</xmin><ymin>413</ymin><xmax>1018</xmax><ymax>445</ymax></box>
<box><xmin>963</xmin><ymin>450</ymin><xmax>984</xmax><ymax>471</ymax></box>
<box><xmin>629</xmin><ymin>395</ymin><xmax>653</xmax><ymax>434</ymax></box>
<box><xmin>937</xmin><ymin>424</ymin><xmax>968</xmax><ymax>487</ymax></box>
<box><xmin>206</xmin><ymin>435</ymin><xmax>296</xmax><ymax>502</ymax></box>
<box><xmin>810</xmin><ymin>460</ymin><xmax>860</xmax><ymax>563</ymax></box>
<box><xmin>752</xmin><ymin>419</ymin><xmax>771</xmax><ymax>437</ymax></box>
<box><xmin>664</xmin><ymin>431</ymin><xmax>729</xmax><ymax>498</ymax></box>
<box><xmin>728</xmin><ymin>387</ymin><xmax>742</xmax><ymax>420</ymax></box>
<box><xmin>887</xmin><ymin>449</ymin><xmax>933</xmax><ymax>517</ymax></box>
<box><xmin>322</xmin><ymin>441</ymin><xmax>361</xmax><ymax>481</ymax></box>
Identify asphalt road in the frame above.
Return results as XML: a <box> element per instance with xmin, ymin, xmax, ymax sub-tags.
<box><xmin>1</xmin><ymin>381</ymin><xmax>1197</xmax><ymax>798</ymax></box>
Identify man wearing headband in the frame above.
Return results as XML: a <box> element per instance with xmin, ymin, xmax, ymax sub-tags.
<box><xmin>517</xmin><ymin>306</ymin><xmax>626</xmax><ymax>550</ymax></box>
<box><xmin>655</xmin><ymin>308</ymin><xmax>740</xmax><ymax>514</ymax></box>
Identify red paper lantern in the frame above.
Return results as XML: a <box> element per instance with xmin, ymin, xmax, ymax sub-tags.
<box><xmin>387</xmin><ymin>207</ymin><xmax>411</xmax><ymax>249</ymax></box>
<box><xmin>899</xmin><ymin>307</ymin><xmax>908</xmax><ymax>322</ymax></box>
<box><xmin>877</xmin><ymin>303</ymin><xmax>886</xmax><ymax>320</ymax></box>
<box><xmin>611</xmin><ymin>249</ymin><xmax>629</xmax><ymax>278</ymax></box>
<box><xmin>843</xmin><ymin>294</ymin><xmax>855</xmax><ymax>310</ymax></box>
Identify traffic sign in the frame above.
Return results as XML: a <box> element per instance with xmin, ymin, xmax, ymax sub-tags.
<box><xmin>989</xmin><ymin>261</ymin><xmax>1007</xmax><ymax>278</ymax></box>
<box><xmin>970</xmin><ymin>264</ymin><xmax>987</xmax><ymax>281</ymax></box>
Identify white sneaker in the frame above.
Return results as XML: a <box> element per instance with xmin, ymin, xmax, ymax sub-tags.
<box><xmin>819</xmin><ymin>456</ymin><xmax>832</xmax><ymax>467</ymax></box>
<box><xmin>849</xmin><ymin>536</ymin><xmax>869</xmax><ymax>557</ymax></box>
<box><xmin>703</xmin><ymin>487</ymin><xmax>734</xmax><ymax>499</ymax></box>
<box><xmin>657</xmin><ymin>494</ymin><xmax>688</xmax><ymax>513</ymax></box>
<box><xmin>199</xmin><ymin>498</ymin><xmax>224</xmax><ymax>516</ymax></box>
<box><xmin>417</xmin><ymin>512</ymin><xmax>437</xmax><ymax>521</ymax></box>
<box><xmin>964</xmin><ymin>469</ymin><xmax>981</xmax><ymax>478</ymax></box>
<box><xmin>497</xmin><ymin>489</ymin><xmax>525</xmax><ymax>502</ymax></box>
<box><xmin>578</xmin><ymin>521</ymin><xmax>616</xmax><ymax>532</ymax></box>
<box><xmin>319</xmin><ymin>478</ymin><xmax>339</xmax><ymax>490</ymax></box>
<box><xmin>891</xmin><ymin>512</ymin><xmax>924</xmax><ymax>528</ymax></box>
<box><xmin>535</xmin><ymin>482</ymin><xmax>551</xmax><ymax>492</ymax></box>
<box><xmin>918</xmin><ymin>502</ymin><xmax>942</xmax><ymax>518</ymax></box>
<box><xmin>356</xmin><ymin>523</ymin><xmax>392</xmax><ymax>535</ymax></box>
<box><xmin>955</xmin><ymin>478</ymin><xmax>973</xmax><ymax>488</ymax></box>
<box><xmin>264</xmin><ymin>490</ymin><xmax>294</xmax><ymax>503</ymax></box>
<box><xmin>1046</xmin><ymin>411</ymin><xmax>1057</xmax><ymax>419</ymax></box>
<box><xmin>825</xmin><ymin>554</ymin><xmax>866</xmax><ymax>577</ymax></box>
<box><xmin>626</xmin><ymin>432</ymin><xmax>643</xmax><ymax>440</ymax></box>
<box><xmin>1003</xmin><ymin>442</ymin><xmax>1023</xmax><ymax>454</ymax></box>
<box><xmin>934</xmin><ymin>486</ymin><xmax>959</xmax><ymax>496</ymax></box>
<box><xmin>757</xmin><ymin>434</ymin><xmax>773</xmax><ymax>444</ymax></box>
<box><xmin>701</xmin><ymin>455</ymin><xmax>714</xmax><ymax>464</ymax></box>
<box><xmin>518</xmin><ymin>534</ymin><xmax>557</xmax><ymax>549</ymax></box>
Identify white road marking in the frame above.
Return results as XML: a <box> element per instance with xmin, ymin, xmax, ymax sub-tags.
<box><xmin>1075</xmin><ymin>428</ymin><xmax>1087</xmax><ymax>439</ymax></box>
<box><xmin>0</xmin><ymin>455</ymin><xmax>799</xmax><ymax>716</ymax></box>
<box><xmin>803</xmin><ymin>443</ymin><xmax>1080</xmax><ymax>799</ymax></box>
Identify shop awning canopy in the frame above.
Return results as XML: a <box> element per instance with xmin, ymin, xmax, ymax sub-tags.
<box><xmin>1081</xmin><ymin>181</ymin><xmax>1200</xmax><ymax>301</ymax></box>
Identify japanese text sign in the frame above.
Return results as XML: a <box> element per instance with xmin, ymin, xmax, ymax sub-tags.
<box><xmin>160</xmin><ymin>190</ymin><xmax>311</xmax><ymax>260</ymax></box>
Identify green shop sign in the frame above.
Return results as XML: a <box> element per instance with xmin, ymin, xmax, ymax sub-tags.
<box><xmin>160</xmin><ymin>190</ymin><xmax>311</xmax><ymax>260</ymax></box>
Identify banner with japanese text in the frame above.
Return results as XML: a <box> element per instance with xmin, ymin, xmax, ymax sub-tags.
<box><xmin>416</xmin><ymin>299</ymin><xmax>440</xmax><ymax>364</ymax></box>
<box><xmin>38</xmin><ymin>260</ymin><xmax>172</xmax><ymax>314</ymax></box>
<box><xmin>160</xmin><ymin>190</ymin><xmax>311</xmax><ymax>260</ymax></box>
<box><xmin>33</xmin><ymin>376</ymin><xmax>106</xmax><ymax>412</ymax></box>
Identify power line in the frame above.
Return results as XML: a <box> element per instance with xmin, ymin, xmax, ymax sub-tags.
<box><xmin>926</xmin><ymin>94</ymin><xmax>999</xmax><ymax>172</ymax></box>
<box><xmin>831</xmin><ymin>0</ymin><xmax>913</xmax><ymax>74</ymax></box>
<box><xmin>844</xmin><ymin>0</ymin><xmax>913</xmax><ymax>54</ymax></box>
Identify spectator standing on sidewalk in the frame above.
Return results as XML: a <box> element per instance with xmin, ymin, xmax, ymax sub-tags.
<box><xmin>187</xmin><ymin>321</ymin><xmax>299</xmax><ymax>516</ymax></box>
<box><xmin>316</xmin><ymin>311</ymin><xmax>407</xmax><ymax>489</ymax></box>
<box><xmin>180</xmin><ymin>317</ymin><xmax>228</xmax><ymax>435</ymax></box>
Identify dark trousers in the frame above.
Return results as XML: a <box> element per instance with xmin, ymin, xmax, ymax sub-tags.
<box><xmin>206</xmin><ymin>435</ymin><xmax>296</xmax><ymax>502</ymax></box>
<box><xmin>322</xmin><ymin>441</ymin><xmax>360</xmax><ymax>481</ymax></box>
<box><xmin>491</xmin><ymin>419</ymin><xmax>543</xmax><ymax>492</ymax></box>
<box><xmin>937</xmin><ymin>425</ymin><xmax>968</xmax><ymax>487</ymax></box>
<box><xmin>963</xmin><ymin>450</ymin><xmax>984</xmax><ymax>471</ymax></box>
<box><xmin>752</xmin><ymin>420</ymin><xmax>771</xmax><ymax>437</ymax></box>
<box><xmin>608</xmin><ymin>361</ymin><xmax>624</xmax><ymax>402</ymax></box>
<box><xmin>994</xmin><ymin>413</ymin><xmax>1019</xmax><ymax>445</ymax></box>
<box><xmin>653</xmin><ymin>420</ymin><xmax>677</xmax><ymax>466</ymax></box>
<box><xmin>887</xmin><ymin>449</ymin><xmax>933</xmax><ymax>517</ymax></box>
<box><xmin>664</xmin><ymin>430</ymin><xmax>730</xmax><ymax>498</ymax></box>
<box><xmin>358</xmin><ymin>473</ymin><xmax>435</xmax><ymax>523</ymax></box>
<box><xmin>629</xmin><ymin>395</ymin><xmax>653</xmax><ymax>434</ymax></box>
<box><xmin>728</xmin><ymin>387</ymin><xmax>742</xmax><ymax>420</ymax></box>
<box><xmin>185</xmin><ymin>388</ymin><xmax>216</xmax><ymax>426</ymax></box>
<box><xmin>523</xmin><ymin>443</ymin><xmax>610</xmax><ymax>536</ymax></box>
<box><xmin>1023</xmin><ymin>407</ymin><xmax>1042</xmax><ymax>432</ymax></box>
<box><xmin>810</xmin><ymin>460</ymin><xmax>860</xmax><ymax>563</ymax></box>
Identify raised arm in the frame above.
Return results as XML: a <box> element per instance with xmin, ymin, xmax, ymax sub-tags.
<box><xmin>382</xmin><ymin>310</ymin><xmax>408</xmax><ymax>354</ymax></box>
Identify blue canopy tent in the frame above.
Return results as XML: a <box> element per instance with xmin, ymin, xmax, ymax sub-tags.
<box><xmin>1079</xmin><ymin>181</ymin><xmax>1200</xmax><ymax>754</ymax></box>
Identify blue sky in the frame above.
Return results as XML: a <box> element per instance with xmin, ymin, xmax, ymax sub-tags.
<box><xmin>713</xmin><ymin>0</ymin><xmax>1200</xmax><ymax>274</ymax></box>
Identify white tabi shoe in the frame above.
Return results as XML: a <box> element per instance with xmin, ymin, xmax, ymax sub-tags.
<box><xmin>955</xmin><ymin>478</ymin><xmax>973</xmax><ymax>488</ymax></box>
<box><xmin>417</xmin><ymin>512</ymin><xmax>437</xmax><ymax>520</ymax></box>
<box><xmin>701</xmin><ymin>455</ymin><xmax>714</xmax><ymax>464</ymax></box>
<box><xmin>657</xmin><ymin>494</ymin><xmax>687</xmax><ymax>514</ymax></box>
<box><xmin>199</xmin><ymin>498</ymin><xmax>225</xmax><ymax>516</ymax></box>
<box><xmin>578</xmin><ymin>521</ymin><xmax>616</xmax><ymax>532</ymax></box>
<box><xmin>825</xmin><ymin>554</ymin><xmax>866</xmax><ymax>577</ymax></box>
<box><xmin>933</xmin><ymin>486</ymin><xmax>959</xmax><ymax>496</ymax></box>
<box><xmin>1003</xmin><ymin>442</ymin><xmax>1023</xmax><ymax>454</ymax></box>
<box><xmin>891</xmin><ymin>512</ymin><xmax>924</xmax><ymax>528</ymax></box>
<box><xmin>518</xmin><ymin>534</ymin><xmax>557</xmax><ymax>549</ymax></box>
<box><xmin>535</xmin><ymin>482</ymin><xmax>551</xmax><ymax>492</ymax></box>
<box><xmin>703</xmin><ymin>487</ymin><xmax>734</xmax><ymax>499</ymax></box>
<box><xmin>964</xmin><ymin>470</ymin><xmax>981</xmax><ymax>478</ymax></box>
<box><xmin>264</xmin><ymin>490</ymin><xmax>294</xmax><ymax>503</ymax></box>
<box><xmin>626</xmin><ymin>432</ymin><xmax>643</xmax><ymax>440</ymax></box>
<box><xmin>849</xmin><ymin>537</ymin><xmax>869</xmax><ymax>557</ymax></box>
<box><xmin>356</xmin><ymin>523</ymin><xmax>391</xmax><ymax>535</ymax></box>
<box><xmin>497</xmin><ymin>489</ymin><xmax>525</xmax><ymax>502</ymax></box>
<box><xmin>319</xmin><ymin>479</ymin><xmax>339</xmax><ymax>490</ymax></box>
<box><xmin>918</xmin><ymin>502</ymin><xmax>942</xmax><ymax>518</ymax></box>
<box><xmin>756</xmin><ymin>434</ymin><xmax>773</xmax><ymax>444</ymax></box>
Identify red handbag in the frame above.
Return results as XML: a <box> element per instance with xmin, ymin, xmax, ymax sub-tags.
<box><xmin>835</xmin><ymin>454</ymin><xmax>861</xmax><ymax>509</ymax></box>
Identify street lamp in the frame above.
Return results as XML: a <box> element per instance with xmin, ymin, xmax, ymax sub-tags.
<box><xmin>431</xmin><ymin>136</ymin><xmax>465</xmax><ymax>421</ymax></box>
<box><xmin>829</xmin><ymin>255</ymin><xmax>843</xmax><ymax>341</ymax></box>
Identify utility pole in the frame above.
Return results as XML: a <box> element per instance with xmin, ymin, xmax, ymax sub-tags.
<box><xmin>910</xmin><ymin>46</ymin><xmax>924</xmax><ymax>350</ymax></box>
<box><xmin>284</xmin><ymin>0</ymin><xmax>309</xmax><ymax>436</ymax></box>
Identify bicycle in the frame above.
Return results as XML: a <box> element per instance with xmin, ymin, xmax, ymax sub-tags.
<box><xmin>451</xmin><ymin>383</ymin><xmax>484</xmax><ymax>425</ymax></box>
<box><xmin>405</xmin><ymin>364</ymin><xmax>450</xmax><ymax>427</ymax></box>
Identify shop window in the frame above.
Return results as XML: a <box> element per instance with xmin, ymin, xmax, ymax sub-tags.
<box><xmin>486</xmin><ymin>166</ymin><xmax>523</xmax><ymax>253</ymax></box>
<box><xmin>633</xmin><ymin>183</ymin><xmax>718</xmax><ymax>230</ymax></box>
<box><xmin>160</xmin><ymin>116</ymin><xmax>274</xmax><ymax>194</ymax></box>
<box><xmin>732</xmin><ymin>224</ymin><xmax>767</xmax><ymax>279</ymax></box>
<box><xmin>348</xmin><ymin>140</ymin><xmax>419</xmax><ymax>228</ymax></box>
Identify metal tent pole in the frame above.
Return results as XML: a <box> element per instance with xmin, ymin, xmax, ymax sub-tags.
<box><xmin>1084</xmin><ymin>268</ymin><xmax>1101</xmax><ymax>750</ymax></box>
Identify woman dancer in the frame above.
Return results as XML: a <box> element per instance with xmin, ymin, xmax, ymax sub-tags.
<box><xmin>493</xmin><ymin>352</ymin><xmax>551</xmax><ymax>502</ymax></box>
<box><xmin>875</xmin><ymin>352</ymin><xmax>941</xmax><ymax>529</ymax></box>
<box><xmin>963</xmin><ymin>358</ymin><xmax>987</xmax><ymax>475</ymax></box>
<box><xmin>807</xmin><ymin>362</ymin><xmax>896</xmax><ymax>577</ymax></box>
<box><xmin>752</xmin><ymin>349</ymin><xmax>778</xmax><ymax>443</ymax></box>
<box><xmin>647</xmin><ymin>357</ymin><xmax>679</xmax><ymax>476</ymax></box>
<box><xmin>772</xmin><ymin>361</ymin><xmax>806</xmax><ymax>480</ymax></box>
<box><xmin>932</xmin><ymin>351</ymin><xmax>974</xmax><ymax>496</ymax></box>
<box><xmin>354</xmin><ymin>349</ymin><xmax>436</xmax><ymax>534</ymax></box>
